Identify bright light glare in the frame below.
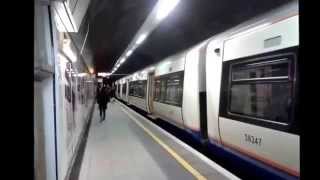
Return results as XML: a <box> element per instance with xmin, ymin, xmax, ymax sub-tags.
<box><xmin>136</xmin><ymin>33</ymin><xmax>147</xmax><ymax>45</ymax></box>
<box><xmin>62</xmin><ymin>40</ymin><xmax>77</xmax><ymax>62</ymax></box>
<box><xmin>126</xmin><ymin>50</ymin><xmax>133</xmax><ymax>57</ymax></box>
<box><xmin>98</xmin><ymin>72</ymin><xmax>110</xmax><ymax>77</ymax></box>
<box><xmin>64</xmin><ymin>47</ymin><xmax>77</xmax><ymax>62</ymax></box>
<box><xmin>120</xmin><ymin>58</ymin><xmax>126</xmax><ymax>64</ymax></box>
<box><xmin>156</xmin><ymin>0</ymin><xmax>180</xmax><ymax>20</ymax></box>
<box><xmin>76</xmin><ymin>73</ymin><xmax>87</xmax><ymax>77</ymax></box>
<box><xmin>89</xmin><ymin>68</ymin><xmax>94</xmax><ymax>74</ymax></box>
<box><xmin>58</xmin><ymin>53</ymin><xmax>69</xmax><ymax>64</ymax></box>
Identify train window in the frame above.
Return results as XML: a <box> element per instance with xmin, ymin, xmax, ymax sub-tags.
<box><xmin>232</xmin><ymin>60</ymin><xmax>289</xmax><ymax>81</ymax></box>
<box><xmin>153</xmin><ymin>71</ymin><xmax>184</xmax><ymax>107</ymax></box>
<box><xmin>165</xmin><ymin>73</ymin><xmax>183</xmax><ymax>106</ymax></box>
<box><xmin>154</xmin><ymin>79</ymin><xmax>161</xmax><ymax>101</ymax></box>
<box><xmin>122</xmin><ymin>84</ymin><xmax>126</xmax><ymax>95</ymax></box>
<box><xmin>229</xmin><ymin>58</ymin><xmax>293</xmax><ymax>125</ymax></box>
<box><xmin>160</xmin><ymin>79</ymin><xmax>167</xmax><ymax>102</ymax></box>
<box><xmin>220</xmin><ymin>48</ymin><xmax>298</xmax><ymax>134</ymax></box>
<box><xmin>137</xmin><ymin>80</ymin><xmax>146</xmax><ymax>97</ymax></box>
<box><xmin>129</xmin><ymin>82</ymin><xmax>134</xmax><ymax>96</ymax></box>
<box><xmin>230</xmin><ymin>83</ymin><xmax>291</xmax><ymax>124</ymax></box>
<box><xmin>130</xmin><ymin>81</ymin><xmax>135</xmax><ymax>96</ymax></box>
<box><xmin>129</xmin><ymin>80</ymin><xmax>147</xmax><ymax>98</ymax></box>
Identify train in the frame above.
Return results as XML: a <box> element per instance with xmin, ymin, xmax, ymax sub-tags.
<box><xmin>115</xmin><ymin>1</ymin><xmax>299</xmax><ymax>179</ymax></box>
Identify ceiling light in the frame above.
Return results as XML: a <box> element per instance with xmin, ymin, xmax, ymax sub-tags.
<box><xmin>98</xmin><ymin>72</ymin><xmax>110</xmax><ymax>77</ymax></box>
<box><xmin>126</xmin><ymin>49</ymin><xmax>133</xmax><ymax>57</ymax></box>
<box><xmin>120</xmin><ymin>58</ymin><xmax>126</xmax><ymax>64</ymax></box>
<box><xmin>156</xmin><ymin>0</ymin><xmax>180</xmax><ymax>20</ymax></box>
<box><xmin>136</xmin><ymin>33</ymin><xmax>147</xmax><ymax>45</ymax></box>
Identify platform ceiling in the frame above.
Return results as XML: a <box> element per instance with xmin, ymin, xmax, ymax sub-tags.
<box><xmin>85</xmin><ymin>0</ymin><xmax>291</xmax><ymax>81</ymax></box>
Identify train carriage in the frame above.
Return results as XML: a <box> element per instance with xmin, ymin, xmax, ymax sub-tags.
<box><xmin>114</xmin><ymin>1</ymin><xmax>299</xmax><ymax>178</ymax></box>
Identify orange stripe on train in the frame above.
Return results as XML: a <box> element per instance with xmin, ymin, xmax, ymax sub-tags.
<box><xmin>221</xmin><ymin>140</ymin><xmax>300</xmax><ymax>177</ymax></box>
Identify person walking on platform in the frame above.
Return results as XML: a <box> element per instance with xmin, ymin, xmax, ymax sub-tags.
<box><xmin>97</xmin><ymin>83</ymin><xmax>110</xmax><ymax>122</ymax></box>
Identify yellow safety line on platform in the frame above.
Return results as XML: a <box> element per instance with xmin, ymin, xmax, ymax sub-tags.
<box><xmin>120</xmin><ymin>106</ymin><xmax>207</xmax><ymax>180</ymax></box>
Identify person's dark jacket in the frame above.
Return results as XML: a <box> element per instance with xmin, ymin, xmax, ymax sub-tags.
<box><xmin>97</xmin><ymin>87</ymin><xmax>109</xmax><ymax>106</ymax></box>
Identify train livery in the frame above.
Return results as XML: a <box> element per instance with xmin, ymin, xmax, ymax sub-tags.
<box><xmin>115</xmin><ymin>1</ymin><xmax>299</xmax><ymax>179</ymax></box>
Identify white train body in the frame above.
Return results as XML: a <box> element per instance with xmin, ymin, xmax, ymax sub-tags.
<box><xmin>115</xmin><ymin>1</ymin><xmax>299</xmax><ymax>178</ymax></box>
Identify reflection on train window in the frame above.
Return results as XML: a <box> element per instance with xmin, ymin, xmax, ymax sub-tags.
<box><xmin>154</xmin><ymin>80</ymin><xmax>161</xmax><ymax>101</ymax></box>
<box><xmin>230</xmin><ymin>83</ymin><xmax>291</xmax><ymax>124</ymax></box>
<box><xmin>129</xmin><ymin>80</ymin><xmax>147</xmax><ymax>98</ymax></box>
<box><xmin>129</xmin><ymin>83</ymin><xmax>134</xmax><ymax>96</ymax></box>
<box><xmin>232</xmin><ymin>60</ymin><xmax>289</xmax><ymax>81</ymax></box>
<box><xmin>153</xmin><ymin>71</ymin><xmax>184</xmax><ymax>107</ymax></box>
<box><xmin>228</xmin><ymin>57</ymin><xmax>294</xmax><ymax>125</ymax></box>
<box><xmin>160</xmin><ymin>80</ymin><xmax>166</xmax><ymax>102</ymax></box>
<box><xmin>165</xmin><ymin>75</ymin><xmax>183</xmax><ymax>106</ymax></box>
<box><xmin>122</xmin><ymin>84</ymin><xmax>126</xmax><ymax>95</ymax></box>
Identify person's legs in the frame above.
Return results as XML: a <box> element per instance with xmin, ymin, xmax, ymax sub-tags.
<box><xmin>103</xmin><ymin>108</ymin><xmax>106</xmax><ymax>120</ymax></box>
<box><xmin>99</xmin><ymin>104</ymin><xmax>103</xmax><ymax>118</ymax></box>
<box><xmin>101</xmin><ymin>104</ymin><xmax>106</xmax><ymax>121</ymax></box>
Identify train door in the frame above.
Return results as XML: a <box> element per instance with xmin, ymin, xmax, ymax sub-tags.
<box><xmin>118</xmin><ymin>83</ymin><xmax>120</xmax><ymax>98</ymax></box>
<box><xmin>120</xmin><ymin>83</ymin><xmax>123</xmax><ymax>99</ymax></box>
<box><xmin>125</xmin><ymin>81</ymin><xmax>129</xmax><ymax>103</ymax></box>
<box><xmin>206</xmin><ymin>38</ymin><xmax>224</xmax><ymax>144</ymax></box>
<box><xmin>146</xmin><ymin>71</ymin><xmax>155</xmax><ymax>113</ymax></box>
<box><xmin>116</xmin><ymin>84</ymin><xmax>118</xmax><ymax>98</ymax></box>
<box><xmin>122</xmin><ymin>81</ymin><xmax>126</xmax><ymax>101</ymax></box>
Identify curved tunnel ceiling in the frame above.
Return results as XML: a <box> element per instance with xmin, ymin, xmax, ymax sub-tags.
<box><xmin>86</xmin><ymin>0</ymin><xmax>291</xmax><ymax>82</ymax></box>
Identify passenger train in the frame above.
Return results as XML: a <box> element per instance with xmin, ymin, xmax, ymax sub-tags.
<box><xmin>115</xmin><ymin>1</ymin><xmax>299</xmax><ymax>179</ymax></box>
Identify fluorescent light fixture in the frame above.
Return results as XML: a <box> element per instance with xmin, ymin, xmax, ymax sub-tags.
<box><xmin>126</xmin><ymin>49</ymin><xmax>133</xmax><ymax>57</ymax></box>
<box><xmin>98</xmin><ymin>72</ymin><xmax>110</xmax><ymax>77</ymax></box>
<box><xmin>116</xmin><ymin>63</ymin><xmax>120</xmax><ymax>68</ymax></box>
<box><xmin>120</xmin><ymin>58</ymin><xmax>126</xmax><ymax>64</ymax></box>
<box><xmin>136</xmin><ymin>33</ymin><xmax>147</xmax><ymax>45</ymax></box>
<box><xmin>156</xmin><ymin>0</ymin><xmax>180</xmax><ymax>20</ymax></box>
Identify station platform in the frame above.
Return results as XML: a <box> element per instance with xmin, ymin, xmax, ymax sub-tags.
<box><xmin>77</xmin><ymin>99</ymin><xmax>240</xmax><ymax>180</ymax></box>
